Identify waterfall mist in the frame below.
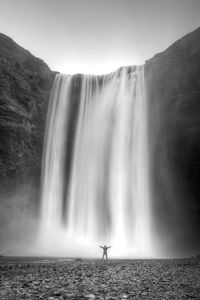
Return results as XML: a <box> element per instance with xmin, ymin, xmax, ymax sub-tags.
<box><xmin>38</xmin><ymin>66</ymin><xmax>153</xmax><ymax>258</ymax></box>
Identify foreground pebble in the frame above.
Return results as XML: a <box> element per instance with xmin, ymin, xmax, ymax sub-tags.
<box><xmin>0</xmin><ymin>258</ymin><xmax>200</xmax><ymax>299</ymax></box>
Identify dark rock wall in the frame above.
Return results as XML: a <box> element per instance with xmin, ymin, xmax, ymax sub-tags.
<box><xmin>0</xmin><ymin>34</ymin><xmax>55</xmax><ymax>191</ymax></box>
<box><xmin>0</xmin><ymin>34</ymin><xmax>56</xmax><ymax>251</ymax></box>
<box><xmin>145</xmin><ymin>27</ymin><xmax>200</xmax><ymax>255</ymax></box>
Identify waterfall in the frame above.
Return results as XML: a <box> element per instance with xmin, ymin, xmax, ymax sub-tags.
<box><xmin>39</xmin><ymin>66</ymin><xmax>152</xmax><ymax>258</ymax></box>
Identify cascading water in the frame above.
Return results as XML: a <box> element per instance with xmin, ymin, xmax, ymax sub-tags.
<box><xmin>39</xmin><ymin>66</ymin><xmax>152</xmax><ymax>258</ymax></box>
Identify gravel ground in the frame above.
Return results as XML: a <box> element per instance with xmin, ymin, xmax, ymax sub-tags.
<box><xmin>0</xmin><ymin>257</ymin><xmax>200</xmax><ymax>300</ymax></box>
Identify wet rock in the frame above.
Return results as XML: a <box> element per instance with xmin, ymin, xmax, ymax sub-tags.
<box><xmin>75</xmin><ymin>258</ymin><xmax>83</xmax><ymax>262</ymax></box>
<box><xmin>85</xmin><ymin>294</ymin><xmax>96</xmax><ymax>299</ymax></box>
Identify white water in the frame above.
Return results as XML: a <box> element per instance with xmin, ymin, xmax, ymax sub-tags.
<box><xmin>39</xmin><ymin>66</ymin><xmax>152</xmax><ymax>258</ymax></box>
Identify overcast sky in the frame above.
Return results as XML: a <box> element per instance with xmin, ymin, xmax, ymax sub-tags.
<box><xmin>0</xmin><ymin>0</ymin><xmax>200</xmax><ymax>74</ymax></box>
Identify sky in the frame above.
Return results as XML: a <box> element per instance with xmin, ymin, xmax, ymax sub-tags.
<box><xmin>0</xmin><ymin>0</ymin><xmax>200</xmax><ymax>74</ymax></box>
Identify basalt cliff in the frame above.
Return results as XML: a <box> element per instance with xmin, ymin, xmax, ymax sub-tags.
<box><xmin>0</xmin><ymin>34</ymin><xmax>55</xmax><ymax>191</ymax></box>
<box><xmin>145</xmin><ymin>27</ymin><xmax>200</xmax><ymax>254</ymax></box>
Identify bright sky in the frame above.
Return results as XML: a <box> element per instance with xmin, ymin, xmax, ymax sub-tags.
<box><xmin>0</xmin><ymin>0</ymin><xmax>200</xmax><ymax>74</ymax></box>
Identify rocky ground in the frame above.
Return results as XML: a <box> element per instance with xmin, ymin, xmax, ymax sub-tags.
<box><xmin>0</xmin><ymin>258</ymin><xmax>200</xmax><ymax>300</ymax></box>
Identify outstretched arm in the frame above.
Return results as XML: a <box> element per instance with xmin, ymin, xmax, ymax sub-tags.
<box><xmin>107</xmin><ymin>246</ymin><xmax>111</xmax><ymax>249</ymax></box>
<box><xmin>99</xmin><ymin>245</ymin><xmax>103</xmax><ymax>249</ymax></box>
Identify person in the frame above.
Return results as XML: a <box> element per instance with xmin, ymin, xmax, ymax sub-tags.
<box><xmin>99</xmin><ymin>245</ymin><xmax>111</xmax><ymax>261</ymax></box>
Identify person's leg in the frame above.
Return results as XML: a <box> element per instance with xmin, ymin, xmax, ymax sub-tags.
<box><xmin>106</xmin><ymin>253</ymin><xmax>108</xmax><ymax>261</ymax></box>
<box><xmin>102</xmin><ymin>253</ymin><xmax>104</xmax><ymax>261</ymax></box>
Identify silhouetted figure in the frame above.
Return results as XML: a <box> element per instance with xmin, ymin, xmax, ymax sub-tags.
<box><xmin>99</xmin><ymin>245</ymin><xmax>111</xmax><ymax>261</ymax></box>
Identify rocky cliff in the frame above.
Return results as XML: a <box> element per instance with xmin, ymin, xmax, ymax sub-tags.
<box><xmin>145</xmin><ymin>26</ymin><xmax>200</xmax><ymax>255</ymax></box>
<box><xmin>0</xmin><ymin>34</ymin><xmax>55</xmax><ymax>191</ymax></box>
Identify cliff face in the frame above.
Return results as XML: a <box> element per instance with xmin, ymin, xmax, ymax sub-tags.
<box><xmin>145</xmin><ymin>27</ymin><xmax>200</xmax><ymax>255</ymax></box>
<box><xmin>0</xmin><ymin>34</ymin><xmax>55</xmax><ymax>190</ymax></box>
